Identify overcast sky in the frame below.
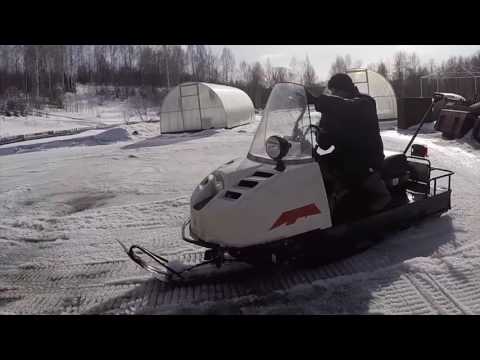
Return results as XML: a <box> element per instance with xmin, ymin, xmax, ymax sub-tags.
<box><xmin>209</xmin><ymin>45</ymin><xmax>480</xmax><ymax>81</ymax></box>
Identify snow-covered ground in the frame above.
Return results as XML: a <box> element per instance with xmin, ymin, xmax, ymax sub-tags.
<box><xmin>0</xmin><ymin>91</ymin><xmax>159</xmax><ymax>138</ymax></box>
<box><xmin>1</xmin><ymin>114</ymin><xmax>480</xmax><ymax>314</ymax></box>
<box><xmin>0</xmin><ymin>113</ymin><xmax>100</xmax><ymax>138</ymax></box>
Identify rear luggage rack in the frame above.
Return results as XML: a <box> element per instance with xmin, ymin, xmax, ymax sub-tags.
<box><xmin>406</xmin><ymin>156</ymin><xmax>453</xmax><ymax>198</ymax></box>
<box><xmin>406</xmin><ymin>156</ymin><xmax>431</xmax><ymax>196</ymax></box>
<box><xmin>430</xmin><ymin>167</ymin><xmax>454</xmax><ymax>196</ymax></box>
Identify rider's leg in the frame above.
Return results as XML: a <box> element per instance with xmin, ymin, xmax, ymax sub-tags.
<box><xmin>361</xmin><ymin>171</ymin><xmax>392</xmax><ymax>212</ymax></box>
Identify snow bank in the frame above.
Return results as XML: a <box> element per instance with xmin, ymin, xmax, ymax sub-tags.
<box><xmin>455</xmin><ymin>129</ymin><xmax>480</xmax><ymax>150</ymax></box>
<box><xmin>405</xmin><ymin>121</ymin><xmax>437</xmax><ymax>134</ymax></box>
<box><xmin>122</xmin><ymin>129</ymin><xmax>219</xmax><ymax>150</ymax></box>
<box><xmin>0</xmin><ymin>115</ymin><xmax>98</xmax><ymax>138</ymax></box>
<box><xmin>0</xmin><ymin>128</ymin><xmax>130</xmax><ymax>157</ymax></box>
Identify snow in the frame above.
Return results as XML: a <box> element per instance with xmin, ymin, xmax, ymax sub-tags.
<box><xmin>0</xmin><ymin>114</ymin><xmax>101</xmax><ymax>138</ymax></box>
<box><xmin>1</xmin><ymin>112</ymin><xmax>480</xmax><ymax>314</ymax></box>
<box><xmin>165</xmin><ymin>259</ymin><xmax>191</xmax><ymax>274</ymax></box>
<box><xmin>0</xmin><ymin>128</ymin><xmax>131</xmax><ymax>156</ymax></box>
<box><xmin>406</xmin><ymin>120</ymin><xmax>438</xmax><ymax>133</ymax></box>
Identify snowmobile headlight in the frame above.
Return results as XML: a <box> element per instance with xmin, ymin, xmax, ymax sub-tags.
<box><xmin>198</xmin><ymin>172</ymin><xmax>223</xmax><ymax>194</ymax></box>
<box><xmin>212</xmin><ymin>172</ymin><xmax>224</xmax><ymax>192</ymax></box>
<box><xmin>266</xmin><ymin>135</ymin><xmax>291</xmax><ymax>161</ymax></box>
<box><xmin>200</xmin><ymin>175</ymin><xmax>211</xmax><ymax>186</ymax></box>
<box><xmin>194</xmin><ymin>172</ymin><xmax>224</xmax><ymax>211</ymax></box>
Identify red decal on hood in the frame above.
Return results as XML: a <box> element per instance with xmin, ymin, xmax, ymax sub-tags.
<box><xmin>270</xmin><ymin>203</ymin><xmax>321</xmax><ymax>230</ymax></box>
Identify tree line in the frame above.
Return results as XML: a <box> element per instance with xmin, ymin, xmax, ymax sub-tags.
<box><xmin>0</xmin><ymin>45</ymin><xmax>320</xmax><ymax>109</ymax></box>
<box><xmin>1</xmin><ymin>45</ymin><xmax>480</xmax><ymax>112</ymax></box>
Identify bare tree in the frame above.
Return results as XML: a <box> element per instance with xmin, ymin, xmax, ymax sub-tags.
<box><xmin>186</xmin><ymin>45</ymin><xmax>196</xmax><ymax>80</ymax></box>
<box><xmin>329</xmin><ymin>54</ymin><xmax>355</xmax><ymax>76</ymax></box>
<box><xmin>377</xmin><ymin>61</ymin><xmax>388</xmax><ymax>78</ymax></box>
<box><xmin>168</xmin><ymin>45</ymin><xmax>186</xmax><ymax>86</ymax></box>
<box><xmin>205</xmin><ymin>47</ymin><xmax>220</xmax><ymax>82</ymax></box>
<box><xmin>238</xmin><ymin>60</ymin><xmax>251</xmax><ymax>84</ymax></box>
<box><xmin>35</xmin><ymin>45</ymin><xmax>40</xmax><ymax>100</ymax></box>
<box><xmin>264</xmin><ymin>58</ymin><xmax>274</xmax><ymax>88</ymax></box>
<box><xmin>302</xmin><ymin>56</ymin><xmax>317</xmax><ymax>86</ymax></box>
<box><xmin>271</xmin><ymin>66</ymin><xmax>288</xmax><ymax>84</ymax></box>
<box><xmin>345</xmin><ymin>54</ymin><xmax>352</xmax><ymax>70</ymax></box>
<box><xmin>329</xmin><ymin>55</ymin><xmax>347</xmax><ymax>76</ymax></box>
<box><xmin>288</xmin><ymin>56</ymin><xmax>300</xmax><ymax>83</ymax></box>
<box><xmin>220</xmin><ymin>47</ymin><xmax>235</xmax><ymax>84</ymax></box>
<box><xmin>248</xmin><ymin>61</ymin><xmax>266</xmax><ymax>108</ymax></box>
<box><xmin>264</xmin><ymin>57</ymin><xmax>289</xmax><ymax>87</ymax></box>
<box><xmin>392</xmin><ymin>51</ymin><xmax>407</xmax><ymax>81</ymax></box>
<box><xmin>193</xmin><ymin>45</ymin><xmax>209</xmax><ymax>82</ymax></box>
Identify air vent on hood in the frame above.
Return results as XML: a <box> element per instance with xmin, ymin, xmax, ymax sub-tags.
<box><xmin>252</xmin><ymin>171</ymin><xmax>274</xmax><ymax>178</ymax></box>
<box><xmin>224</xmin><ymin>191</ymin><xmax>242</xmax><ymax>200</ymax></box>
<box><xmin>238</xmin><ymin>179</ymin><xmax>258</xmax><ymax>188</ymax></box>
<box><xmin>193</xmin><ymin>195</ymin><xmax>215</xmax><ymax>211</ymax></box>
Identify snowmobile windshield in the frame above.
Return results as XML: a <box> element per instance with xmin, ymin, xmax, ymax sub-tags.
<box><xmin>248</xmin><ymin>83</ymin><xmax>314</xmax><ymax>164</ymax></box>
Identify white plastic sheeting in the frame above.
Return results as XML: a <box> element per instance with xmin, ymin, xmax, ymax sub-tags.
<box><xmin>347</xmin><ymin>69</ymin><xmax>398</xmax><ymax>120</ymax></box>
<box><xmin>160</xmin><ymin>82</ymin><xmax>254</xmax><ymax>133</ymax></box>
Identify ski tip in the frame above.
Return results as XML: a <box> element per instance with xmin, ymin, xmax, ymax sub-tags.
<box><xmin>116</xmin><ymin>239</ymin><xmax>129</xmax><ymax>254</ymax></box>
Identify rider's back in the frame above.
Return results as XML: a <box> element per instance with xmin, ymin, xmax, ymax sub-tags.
<box><xmin>316</xmin><ymin>92</ymin><xmax>385</xmax><ymax>184</ymax></box>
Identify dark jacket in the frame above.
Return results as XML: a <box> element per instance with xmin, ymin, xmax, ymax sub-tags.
<box><xmin>312</xmin><ymin>90</ymin><xmax>385</xmax><ymax>184</ymax></box>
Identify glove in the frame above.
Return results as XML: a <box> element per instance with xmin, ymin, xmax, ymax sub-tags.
<box><xmin>432</xmin><ymin>93</ymin><xmax>444</xmax><ymax>103</ymax></box>
<box><xmin>316</xmin><ymin>127</ymin><xmax>333</xmax><ymax>150</ymax></box>
<box><xmin>308</xmin><ymin>124</ymin><xmax>332</xmax><ymax>150</ymax></box>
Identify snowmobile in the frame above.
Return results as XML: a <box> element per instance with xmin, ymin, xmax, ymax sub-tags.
<box><xmin>119</xmin><ymin>82</ymin><xmax>454</xmax><ymax>282</ymax></box>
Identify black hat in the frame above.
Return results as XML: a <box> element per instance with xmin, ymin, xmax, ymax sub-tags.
<box><xmin>328</xmin><ymin>73</ymin><xmax>355</xmax><ymax>93</ymax></box>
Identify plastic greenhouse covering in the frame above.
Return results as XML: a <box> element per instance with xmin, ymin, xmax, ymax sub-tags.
<box><xmin>160</xmin><ymin>82</ymin><xmax>254</xmax><ymax>133</ymax></box>
<box><xmin>347</xmin><ymin>69</ymin><xmax>398</xmax><ymax>120</ymax></box>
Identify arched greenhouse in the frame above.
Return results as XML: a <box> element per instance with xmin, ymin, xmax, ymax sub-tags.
<box><xmin>347</xmin><ymin>69</ymin><xmax>398</xmax><ymax>120</ymax></box>
<box><xmin>160</xmin><ymin>82</ymin><xmax>255</xmax><ymax>133</ymax></box>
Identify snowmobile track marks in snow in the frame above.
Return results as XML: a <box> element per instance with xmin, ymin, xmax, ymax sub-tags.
<box><xmin>39</xmin><ymin>197</ymin><xmax>190</xmax><ymax>233</ymax></box>
<box><xmin>423</xmin><ymin>272</ymin><xmax>473</xmax><ymax>314</ymax></box>
<box><xmin>403</xmin><ymin>272</ymin><xmax>452</xmax><ymax>315</ymax></box>
<box><xmin>2</xmin><ymin>249</ymin><xmax>480</xmax><ymax>314</ymax></box>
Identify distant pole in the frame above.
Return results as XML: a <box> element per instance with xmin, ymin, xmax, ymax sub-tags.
<box><xmin>163</xmin><ymin>45</ymin><xmax>170</xmax><ymax>90</ymax></box>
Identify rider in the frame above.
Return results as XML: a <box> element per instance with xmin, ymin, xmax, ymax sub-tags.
<box><xmin>306</xmin><ymin>73</ymin><xmax>391</xmax><ymax>218</ymax></box>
